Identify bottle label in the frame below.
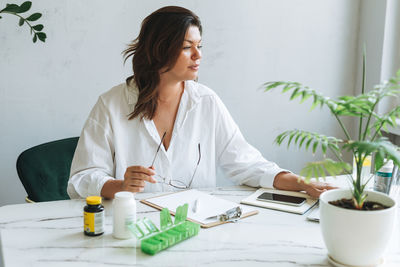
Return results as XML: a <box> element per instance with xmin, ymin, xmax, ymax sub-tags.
<box><xmin>84</xmin><ymin>211</ymin><xmax>105</xmax><ymax>234</ymax></box>
<box><xmin>376</xmin><ymin>172</ymin><xmax>392</xmax><ymax>178</ymax></box>
<box><xmin>125</xmin><ymin>214</ymin><xmax>136</xmax><ymax>226</ymax></box>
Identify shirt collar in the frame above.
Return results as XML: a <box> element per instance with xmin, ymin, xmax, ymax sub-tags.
<box><xmin>125</xmin><ymin>80</ymin><xmax>201</xmax><ymax>110</ymax></box>
<box><xmin>125</xmin><ymin>79</ymin><xmax>139</xmax><ymax>106</ymax></box>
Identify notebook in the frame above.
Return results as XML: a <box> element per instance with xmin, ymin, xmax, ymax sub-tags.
<box><xmin>141</xmin><ymin>189</ymin><xmax>258</xmax><ymax>228</ymax></box>
<box><xmin>240</xmin><ymin>188</ymin><xmax>318</xmax><ymax>215</ymax></box>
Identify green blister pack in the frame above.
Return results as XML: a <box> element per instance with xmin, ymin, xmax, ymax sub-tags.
<box><xmin>127</xmin><ymin>203</ymin><xmax>200</xmax><ymax>255</ymax></box>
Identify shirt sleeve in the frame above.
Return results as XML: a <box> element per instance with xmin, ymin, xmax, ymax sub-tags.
<box><xmin>214</xmin><ymin>94</ymin><xmax>289</xmax><ymax>188</ymax></box>
<box><xmin>67</xmin><ymin>98</ymin><xmax>115</xmax><ymax>199</ymax></box>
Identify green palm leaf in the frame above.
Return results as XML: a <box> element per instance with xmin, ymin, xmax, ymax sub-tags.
<box><xmin>344</xmin><ymin>138</ymin><xmax>400</xmax><ymax>172</ymax></box>
<box><xmin>371</xmin><ymin>105</ymin><xmax>400</xmax><ymax>138</ymax></box>
<box><xmin>274</xmin><ymin>129</ymin><xmax>342</xmax><ymax>156</ymax></box>
<box><xmin>263</xmin><ymin>81</ymin><xmax>337</xmax><ymax>111</ymax></box>
<box><xmin>300</xmin><ymin>159</ymin><xmax>351</xmax><ymax>182</ymax></box>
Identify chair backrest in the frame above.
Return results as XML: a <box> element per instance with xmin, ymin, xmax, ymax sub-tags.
<box><xmin>16</xmin><ymin>137</ymin><xmax>79</xmax><ymax>202</ymax></box>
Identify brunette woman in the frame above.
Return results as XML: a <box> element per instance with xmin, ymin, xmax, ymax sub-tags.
<box><xmin>68</xmin><ymin>6</ymin><xmax>335</xmax><ymax>199</ymax></box>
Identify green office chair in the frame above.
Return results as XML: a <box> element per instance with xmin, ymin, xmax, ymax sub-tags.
<box><xmin>16</xmin><ymin>137</ymin><xmax>79</xmax><ymax>202</ymax></box>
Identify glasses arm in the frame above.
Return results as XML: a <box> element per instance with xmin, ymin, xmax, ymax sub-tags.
<box><xmin>188</xmin><ymin>143</ymin><xmax>201</xmax><ymax>188</ymax></box>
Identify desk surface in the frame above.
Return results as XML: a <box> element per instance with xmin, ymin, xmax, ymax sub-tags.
<box><xmin>1</xmin><ymin>186</ymin><xmax>399</xmax><ymax>267</ymax></box>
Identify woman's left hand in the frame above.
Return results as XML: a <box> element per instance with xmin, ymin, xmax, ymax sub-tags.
<box><xmin>273</xmin><ymin>172</ymin><xmax>337</xmax><ymax>198</ymax></box>
<box><xmin>301</xmin><ymin>181</ymin><xmax>338</xmax><ymax>198</ymax></box>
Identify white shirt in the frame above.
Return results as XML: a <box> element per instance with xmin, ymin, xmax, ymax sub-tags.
<box><xmin>67</xmin><ymin>80</ymin><xmax>286</xmax><ymax>198</ymax></box>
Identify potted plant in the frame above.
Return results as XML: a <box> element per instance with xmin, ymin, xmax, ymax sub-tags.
<box><xmin>263</xmin><ymin>51</ymin><xmax>400</xmax><ymax>266</ymax></box>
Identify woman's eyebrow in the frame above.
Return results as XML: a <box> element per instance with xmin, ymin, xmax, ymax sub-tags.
<box><xmin>184</xmin><ymin>39</ymin><xmax>202</xmax><ymax>44</ymax></box>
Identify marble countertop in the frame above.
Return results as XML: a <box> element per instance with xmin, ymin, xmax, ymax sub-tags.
<box><xmin>0</xmin><ymin>186</ymin><xmax>399</xmax><ymax>267</ymax></box>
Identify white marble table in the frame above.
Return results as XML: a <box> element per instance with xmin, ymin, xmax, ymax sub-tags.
<box><xmin>1</xmin><ymin>186</ymin><xmax>399</xmax><ymax>267</ymax></box>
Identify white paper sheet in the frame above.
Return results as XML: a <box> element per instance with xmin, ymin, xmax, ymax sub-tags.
<box><xmin>146</xmin><ymin>189</ymin><xmax>257</xmax><ymax>224</ymax></box>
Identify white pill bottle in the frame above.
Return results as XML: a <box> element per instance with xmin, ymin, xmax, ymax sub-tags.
<box><xmin>113</xmin><ymin>191</ymin><xmax>136</xmax><ymax>239</ymax></box>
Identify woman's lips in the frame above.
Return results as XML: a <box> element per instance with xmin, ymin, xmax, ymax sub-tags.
<box><xmin>189</xmin><ymin>64</ymin><xmax>199</xmax><ymax>71</ymax></box>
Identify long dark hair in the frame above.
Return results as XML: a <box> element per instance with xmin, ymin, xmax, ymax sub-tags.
<box><xmin>123</xmin><ymin>6</ymin><xmax>202</xmax><ymax>120</ymax></box>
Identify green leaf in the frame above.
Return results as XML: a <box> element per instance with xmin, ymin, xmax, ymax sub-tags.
<box><xmin>1</xmin><ymin>4</ymin><xmax>20</xmax><ymax>13</ymax></box>
<box><xmin>294</xmin><ymin>132</ymin><xmax>302</xmax><ymax>145</ymax></box>
<box><xmin>274</xmin><ymin>129</ymin><xmax>343</xmax><ymax>157</ymax></box>
<box><xmin>32</xmin><ymin>34</ymin><xmax>37</xmax><ymax>43</ymax></box>
<box><xmin>383</xmin><ymin>122</ymin><xmax>389</xmax><ymax>132</ymax></box>
<box><xmin>300</xmin><ymin>159</ymin><xmax>350</xmax><ymax>180</ymax></box>
<box><xmin>275</xmin><ymin>132</ymin><xmax>287</xmax><ymax>145</ymax></box>
<box><xmin>36</xmin><ymin>32</ymin><xmax>46</xmax><ymax>42</ymax></box>
<box><xmin>374</xmin><ymin>149</ymin><xmax>384</xmax><ymax>172</ymax></box>
<box><xmin>318</xmin><ymin>164</ymin><xmax>327</xmax><ymax>178</ymax></box>
<box><xmin>264</xmin><ymin>81</ymin><xmax>284</xmax><ymax>91</ymax></box>
<box><xmin>32</xmin><ymin>24</ymin><xmax>43</xmax><ymax>31</ymax></box>
<box><xmin>287</xmin><ymin>131</ymin><xmax>296</xmax><ymax>148</ymax></box>
<box><xmin>282</xmin><ymin>84</ymin><xmax>294</xmax><ymax>93</ymax></box>
<box><xmin>305</xmin><ymin>137</ymin><xmax>313</xmax><ymax>151</ymax></box>
<box><xmin>299</xmin><ymin>90</ymin><xmax>312</xmax><ymax>104</ymax></box>
<box><xmin>312</xmin><ymin>140</ymin><xmax>319</xmax><ymax>154</ymax></box>
<box><xmin>26</xmin><ymin>13</ymin><xmax>41</xmax><ymax>21</ymax></box>
<box><xmin>18</xmin><ymin>1</ymin><xmax>32</xmax><ymax>13</ymax></box>
<box><xmin>310</xmin><ymin>98</ymin><xmax>319</xmax><ymax>111</ymax></box>
<box><xmin>299</xmin><ymin>134</ymin><xmax>308</xmax><ymax>148</ymax></box>
<box><xmin>18</xmin><ymin>18</ymin><xmax>24</xmax><ymax>26</ymax></box>
<box><xmin>390</xmin><ymin>114</ymin><xmax>397</xmax><ymax>125</ymax></box>
<box><xmin>290</xmin><ymin>88</ymin><xmax>301</xmax><ymax>100</ymax></box>
<box><xmin>345</xmin><ymin>138</ymin><xmax>400</xmax><ymax>169</ymax></box>
<box><xmin>321</xmin><ymin>140</ymin><xmax>327</xmax><ymax>155</ymax></box>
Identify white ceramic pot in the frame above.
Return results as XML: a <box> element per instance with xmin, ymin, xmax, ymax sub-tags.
<box><xmin>320</xmin><ymin>189</ymin><xmax>396</xmax><ymax>266</ymax></box>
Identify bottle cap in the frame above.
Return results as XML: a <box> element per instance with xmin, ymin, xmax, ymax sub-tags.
<box><xmin>86</xmin><ymin>196</ymin><xmax>102</xmax><ymax>205</ymax></box>
<box><xmin>353</xmin><ymin>155</ymin><xmax>372</xmax><ymax>166</ymax></box>
<box><xmin>362</xmin><ymin>155</ymin><xmax>372</xmax><ymax>167</ymax></box>
<box><xmin>115</xmin><ymin>191</ymin><xmax>134</xmax><ymax>199</ymax></box>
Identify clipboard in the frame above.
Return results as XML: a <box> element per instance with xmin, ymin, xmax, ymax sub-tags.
<box><xmin>140</xmin><ymin>189</ymin><xmax>259</xmax><ymax>228</ymax></box>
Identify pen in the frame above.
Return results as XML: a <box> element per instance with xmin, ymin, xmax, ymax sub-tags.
<box><xmin>150</xmin><ymin>131</ymin><xmax>166</xmax><ymax>167</ymax></box>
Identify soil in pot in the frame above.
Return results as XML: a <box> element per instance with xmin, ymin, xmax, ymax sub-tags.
<box><xmin>329</xmin><ymin>198</ymin><xmax>389</xmax><ymax>210</ymax></box>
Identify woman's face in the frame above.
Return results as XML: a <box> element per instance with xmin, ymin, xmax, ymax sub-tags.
<box><xmin>164</xmin><ymin>26</ymin><xmax>202</xmax><ymax>82</ymax></box>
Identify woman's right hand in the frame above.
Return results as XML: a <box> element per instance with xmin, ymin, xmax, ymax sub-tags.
<box><xmin>122</xmin><ymin>165</ymin><xmax>156</xmax><ymax>193</ymax></box>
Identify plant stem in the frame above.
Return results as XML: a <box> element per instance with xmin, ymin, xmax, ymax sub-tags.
<box><xmin>371</xmin><ymin>112</ymin><xmax>385</xmax><ymax>141</ymax></box>
<box><xmin>362</xmin><ymin>99</ymin><xmax>379</xmax><ymax>141</ymax></box>
<box><xmin>329</xmin><ymin>109</ymin><xmax>357</xmax><ymax>158</ymax></box>
<box><xmin>329</xmin><ymin>147</ymin><xmax>352</xmax><ymax>176</ymax></box>
<box><xmin>371</xmin><ymin>125</ymin><xmax>383</xmax><ymax>141</ymax></box>
<box><xmin>333</xmin><ymin>113</ymin><xmax>351</xmax><ymax>140</ymax></box>
<box><xmin>0</xmin><ymin>11</ymin><xmax>36</xmax><ymax>34</ymax></box>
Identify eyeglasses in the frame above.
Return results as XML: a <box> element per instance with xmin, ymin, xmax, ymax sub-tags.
<box><xmin>151</xmin><ymin>134</ymin><xmax>201</xmax><ymax>189</ymax></box>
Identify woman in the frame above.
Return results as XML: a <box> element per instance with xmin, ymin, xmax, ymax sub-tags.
<box><xmin>67</xmin><ymin>6</ymin><xmax>335</xmax><ymax>199</ymax></box>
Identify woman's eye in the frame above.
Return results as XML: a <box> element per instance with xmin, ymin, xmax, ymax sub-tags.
<box><xmin>197</xmin><ymin>45</ymin><xmax>203</xmax><ymax>49</ymax></box>
<box><xmin>183</xmin><ymin>46</ymin><xmax>191</xmax><ymax>50</ymax></box>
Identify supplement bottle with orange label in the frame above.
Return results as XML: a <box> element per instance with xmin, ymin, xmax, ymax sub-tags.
<box><xmin>83</xmin><ymin>196</ymin><xmax>105</xmax><ymax>236</ymax></box>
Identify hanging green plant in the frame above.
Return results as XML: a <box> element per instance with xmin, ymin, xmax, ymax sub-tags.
<box><xmin>0</xmin><ymin>1</ymin><xmax>46</xmax><ymax>43</ymax></box>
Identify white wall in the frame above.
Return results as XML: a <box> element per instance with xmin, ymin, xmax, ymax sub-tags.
<box><xmin>0</xmin><ymin>0</ymin><xmax>362</xmax><ymax>205</ymax></box>
<box><xmin>379</xmin><ymin>0</ymin><xmax>400</xmax><ymax>119</ymax></box>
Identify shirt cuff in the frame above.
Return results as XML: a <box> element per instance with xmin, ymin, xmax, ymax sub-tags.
<box><xmin>259</xmin><ymin>168</ymin><xmax>291</xmax><ymax>189</ymax></box>
<box><xmin>89</xmin><ymin>176</ymin><xmax>114</xmax><ymax>197</ymax></box>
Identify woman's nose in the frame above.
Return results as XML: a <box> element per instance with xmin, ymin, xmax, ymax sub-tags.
<box><xmin>192</xmin><ymin>47</ymin><xmax>202</xmax><ymax>60</ymax></box>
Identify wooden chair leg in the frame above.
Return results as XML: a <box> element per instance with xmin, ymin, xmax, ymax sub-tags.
<box><xmin>25</xmin><ymin>196</ymin><xmax>35</xmax><ymax>203</ymax></box>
